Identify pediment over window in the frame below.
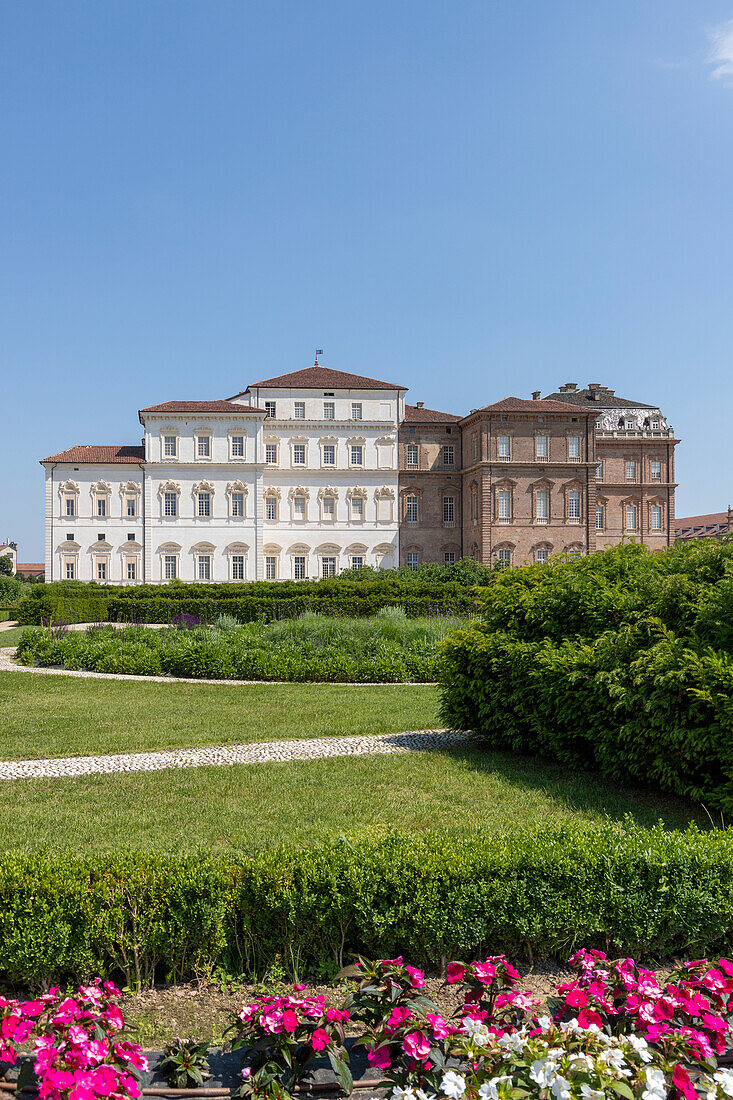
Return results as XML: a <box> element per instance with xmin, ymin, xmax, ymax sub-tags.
<box><xmin>493</xmin><ymin>540</ymin><xmax>516</xmax><ymax>551</ymax></box>
<box><xmin>57</xmin><ymin>540</ymin><xmax>80</xmax><ymax>552</ymax></box>
<box><xmin>346</xmin><ymin>542</ymin><xmax>368</xmax><ymax>554</ymax></box>
<box><xmin>59</xmin><ymin>480</ymin><xmax>79</xmax><ymax>495</ymax></box>
<box><xmin>120</xmin><ymin>480</ymin><xmax>141</xmax><ymax>495</ymax></box>
<box><xmin>318</xmin><ymin>486</ymin><xmax>339</xmax><ymax>499</ymax></box>
<box><xmin>157</xmin><ymin>541</ymin><xmax>181</xmax><ymax>553</ymax></box>
<box><xmin>263</xmin><ymin>542</ymin><xmax>282</xmax><ymax>554</ymax></box>
<box><xmin>91</xmin><ymin>480</ymin><xmax>112</xmax><ymax>494</ymax></box>
<box><xmin>227</xmin><ymin>480</ymin><xmax>249</xmax><ymax>495</ymax></box>
<box><xmin>346</xmin><ymin>486</ymin><xmax>368</xmax><ymax>499</ymax></box>
<box><xmin>531</xmin><ymin>540</ymin><xmax>553</xmax><ymax>551</ymax></box>
<box><xmin>264</xmin><ymin>486</ymin><xmax>282</xmax><ymax>500</ymax></box>
<box><xmin>288</xmin><ymin>543</ymin><xmax>311</xmax><ymax>554</ymax></box>
<box><xmin>158</xmin><ymin>480</ymin><xmax>181</xmax><ymax>495</ymax></box>
<box><xmin>120</xmin><ymin>541</ymin><xmax>142</xmax><ymax>552</ymax></box>
<box><xmin>528</xmin><ymin>477</ymin><xmax>553</xmax><ymax>490</ymax></box>
<box><xmin>374</xmin><ymin>486</ymin><xmax>395</xmax><ymax>500</ymax></box>
<box><xmin>288</xmin><ymin>486</ymin><xmax>311</xmax><ymax>500</ymax></box>
<box><xmin>225</xmin><ymin>542</ymin><xmax>249</xmax><ymax>554</ymax></box>
<box><xmin>315</xmin><ymin>542</ymin><xmax>341</xmax><ymax>554</ymax></box>
<box><xmin>90</xmin><ymin>540</ymin><xmax>113</xmax><ymax>552</ymax></box>
<box><xmin>374</xmin><ymin>542</ymin><xmax>395</xmax><ymax>555</ymax></box>
<box><xmin>561</xmin><ymin>477</ymin><xmax>584</xmax><ymax>490</ymax></box>
<box><xmin>191</xmin><ymin>541</ymin><xmax>216</xmax><ymax>554</ymax></box>
<box><xmin>494</xmin><ymin>477</ymin><xmax>516</xmax><ymax>490</ymax></box>
<box><xmin>193</xmin><ymin>480</ymin><xmax>215</xmax><ymax>495</ymax></box>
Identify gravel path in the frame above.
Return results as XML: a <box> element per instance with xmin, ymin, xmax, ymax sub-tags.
<box><xmin>0</xmin><ymin>648</ymin><xmax>435</xmax><ymax>688</ymax></box>
<box><xmin>0</xmin><ymin>729</ymin><xmax>472</xmax><ymax>781</ymax></box>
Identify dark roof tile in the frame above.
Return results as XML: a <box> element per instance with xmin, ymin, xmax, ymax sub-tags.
<box><xmin>42</xmin><ymin>445</ymin><xmax>145</xmax><ymax>464</ymax></box>
<box><xmin>246</xmin><ymin>365</ymin><xmax>406</xmax><ymax>390</ymax></box>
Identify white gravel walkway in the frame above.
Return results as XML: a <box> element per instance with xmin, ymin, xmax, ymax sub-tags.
<box><xmin>0</xmin><ymin>729</ymin><xmax>472</xmax><ymax>781</ymax></box>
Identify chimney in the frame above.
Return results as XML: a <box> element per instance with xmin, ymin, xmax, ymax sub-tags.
<box><xmin>416</xmin><ymin>401</ymin><xmax>424</xmax><ymax>408</ymax></box>
<box><xmin>588</xmin><ymin>382</ymin><xmax>602</xmax><ymax>401</ymax></box>
<box><xmin>559</xmin><ymin>382</ymin><xmax>578</xmax><ymax>392</ymax></box>
<box><xmin>532</xmin><ymin>390</ymin><xmax>541</xmax><ymax>400</ymax></box>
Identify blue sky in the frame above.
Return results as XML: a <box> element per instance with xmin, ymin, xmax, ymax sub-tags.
<box><xmin>2</xmin><ymin>0</ymin><xmax>733</xmax><ymax>559</ymax></box>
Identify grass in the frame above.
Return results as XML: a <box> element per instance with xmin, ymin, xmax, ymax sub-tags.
<box><xmin>0</xmin><ymin>672</ymin><xmax>439</xmax><ymax>759</ymax></box>
<box><xmin>0</xmin><ymin>625</ymin><xmax>30</xmax><ymax>646</ymax></box>
<box><xmin>0</xmin><ymin>744</ymin><xmax>705</xmax><ymax>855</ymax></box>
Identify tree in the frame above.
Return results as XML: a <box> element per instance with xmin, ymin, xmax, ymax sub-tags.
<box><xmin>0</xmin><ymin>555</ymin><xmax>13</xmax><ymax>577</ymax></box>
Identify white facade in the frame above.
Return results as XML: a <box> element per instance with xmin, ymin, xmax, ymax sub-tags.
<box><xmin>42</xmin><ymin>370</ymin><xmax>404</xmax><ymax>583</ymax></box>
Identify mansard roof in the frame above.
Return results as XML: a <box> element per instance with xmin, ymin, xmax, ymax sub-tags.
<box><xmin>41</xmin><ymin>445</ymin><xmax>145</xmax><ymax>464</ymax></box>
<box><xmin>544</xmin><ymin>384</ymin><xmax>657</xmax><ymax>410</ymax></box>
<box><xmin>403</xmin><ymin>403</ymin><xmax>461</xmax><ymax>423</ymax></box>
<box><xmin>245</xmin><ymin>365</ymin><xmax>407</xmax><ymax>391</ymax></box>
<box><xmin>464</xmin><ymin>396</ymin><xmax>583</xmax><ymax>417</ymax></box>
<box><xmin>138</xmin><ymin>400</ymin><xmax>264</xmax><ymax>415</ymax></box>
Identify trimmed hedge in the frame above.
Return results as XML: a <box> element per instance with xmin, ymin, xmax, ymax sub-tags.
<box><xmin>106</xmin><ymin>594</ymin><xmax>474</xmax><ymax>624</ymax></box>
<box><xmin>1</xmin><ymin>825</ymin><xmax>733</xmax><ymax>988</ymax></box>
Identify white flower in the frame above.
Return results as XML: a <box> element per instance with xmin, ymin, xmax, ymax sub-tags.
<box><xmin>530</xmin><ymin>1059</ymin><xmax>558</xmax><ymax>1089</ymax></box>
<box><xmin>561</xmin><ymin>1018</ymin><xmax>583</xmax><ymax>1034</ymax></box>
<box><xmin>551</xmin><ymin>1075</ymin><xmax>573</xmax><ymax>1100</ymax></box>
<box><xmin>580</xmin><ymin>1087</ymin><xmax>605</xmax><ymax>1100</ymax></box>
<box><xmin>478</xmin><ymin>1077</ymin><xmax>513</xmax><ymax>1100</ymax></box>
<box><xmin>416</xmin><ymin>1091</ymin><xmax>436</xmax><ymax>1100</ymax></box>
<box><xmin>536</xmin><ymin>1015</ymin><xmax>553</xmax><ymax>1031</ymax></box>
<box><xmin>392</xmin><ymin>1089</ymin><xmax>417</xmax><ymax>1100</ymax></box>
<box><xmin>569</xmin><ymin>1054</ymin><xmax>594</xmax><ymax>1071</ymax></box>
<box><xmin>599</xmin><ymin>1048</ymin><xmax>631</xmax><ymax>1077</ymax></box>
<box><xmin>472</xmin><ymin>1023</ymin><xmax>491</xmax><ymax>1048</ymax></box>
<box><xmin>642</xmin><ymin>1067</ymin><xmax>667</xmax><ymax>1100</ymax></box>
<box><xmin>440</xmin><ymin>1071</ymin><xmax>467</xmax><ymax>1100</ymax></box>
<box><xmin>714</xmin><ymin>1071</ymin><xmax>733</xmax><ymax>1099</ymax></box>
<box><xmin>626</xmin><ymin>1035</ymin><xmax>652</xmax><ymax>1064</ymax></box>
<box><xmin>498</xmin><ymin>1031</ymin><xmax>527</xmax><ymax>1053</ymax></box>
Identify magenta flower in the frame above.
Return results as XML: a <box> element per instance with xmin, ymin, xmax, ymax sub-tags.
<box><xmin>426</xmin><ymin>1013</ymin><xmax>450</xmax><ymax>1039</ymax></box>
<box><xmin>311</xmin><ymin>1029</ymin><xmax>330</xmax><ymax>1051</ymax></box>
<box><xmin>402</xmin><ymin>1031</ymin><xmax>430</xmax><ymax>1061</ymax></box>
<box><xmin>367</xmin><ymin>1046</ymin><xmax>391</xmax><ymax>1069</ymax></box>
<box><xmin>446</xmin><ymin>962</ymin><xmax>466</xmax><ymax>983</ymax></box>
<box><xmin>405</xmin><ymin>966</ymin><xmax>425</xmax><ymax>988</ymax></box>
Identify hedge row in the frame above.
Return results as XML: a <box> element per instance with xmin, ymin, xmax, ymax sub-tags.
<box><xmin>1</xmin><ymin>826</ymin><xmax>733</xmax><ymax>988</ymax></box>
<box><xmin>106</xmin><ymin>595</ymin><xmax>474</xmax><ymax>624</ymax></box>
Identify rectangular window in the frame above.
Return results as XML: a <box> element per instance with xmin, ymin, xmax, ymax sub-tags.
<box><xmin>536</xmin><ymin>548</ymin><xmax>549</xmax><ymax>564</ymax></box>
<box><xmin>443</xmin><ymin>445</ymin><xmax>455</xmax><ymax>467</ymax></box>
<box><xmin>293</xmin><ymin>496</ymin><xmax>306</xmax><ymax>519</ymax></box>
<box><xmin>65</xmin><ymin>561</ymin><xmax>75</xmax><ymax>580</ymax></box>
<box><xmin>293</xmin><ymin>555</ymin><xmax>306</xmax><ymax>580</ymax></box>
<box><xmin>322</xmin><ymin>496</ymin><xmax>335</xmax><ymax>519</ymax></box>
<box><xmin>626</xmin><ymin>504</ymin><xmax>637</xmax><ymax>530</ymax></box>
<box><xmin>535</xmin><ymin>435</ymin><xmax>548</xmax><ymax>459</ymax></box>
<box><xmin>651</xmin><ymin>505</ymin><xmax>662</xmax><ymax>531</ymax></box>
<box><xmin>651</xmin><ymin>419</ymin><xmax>660</xmax><ymax>429</ymax></box>
<box><xmin>596</xmin><ymin>504</ymin><xmax>605</xmax><ymax>529</ymax></box>
<box><xmin>265</xmin><ymin>401</ymin><xmax>276</xmax><ymax>418</ymax></box>
<box><xmin>351</xmin><ymin>497</ymin><xmax>364</xmax><ymax>520</ymax></box>
<box><xmin>164</xmin><ymin>492</ymin><xmax>177</xmax><ymax>517</ymax></box>
<box><xmin>443</xmin><ymin>496</ymin><xmax>455</xmax><ymax>525</ymax></box>
<box><xmin>127</xmin><ymin>533</ymin><xmax>135</xmax><ymax>541</ymax></box>
<box><xmin>321</xmin><ymin>556</ymin><xmax>336</xmax><ymax>578</ymax></box>
<box><xmin>472</xmin><ymin>437</ymin><xmax>478</xmax><ymax>462</ymax></box>
<box><xmin>265</xmin><ymin>443</ymin><xmax>278</xmax><ymax>464</ymax></box>
<box><xmin>407</xmin><ymin>552</ymin><xmax>419</xmax><ymax>571</ymax></box>
<box><xmin>293</xmin><ymin>444</ymin><xmax>306</xmax><ymax>465</ymax></box>
<box><xmin>323</xmin><ymin>444</ymin><xmax>336</xmax><ymax>465</ymax></box>
<box><xmin>596</xmin><ymin>461</ymin><xmax>604</xmax><ymax>480</ymax></box>
<box><xmin>164</xmin><ymin>555</ymin><xmax>177</xmax><ymax>579</ymax></box>
<box><xmin>126</xmin><ymin>561</ymin><xmax>136</xmax><ymax>581</ymax></box>
<box><xmin>626</xmin><ymin>460</ymin><xmax>637</xmax><ymax>480</ymax></box>
<box><xmin>294</xmin><ymin>401</ymin><xmax>306</xmax><ymax>419</ymax></box>
<box><xmin>444</xmin><ymin>552</ymin><xmax>456</xmax><ymax>565</ymax></box>
<box><xmin>126</xmin><ymin>498</ymin><xmax>136</xmax><ymax>517</ymax></box>
<box><xmin>498</xmin><ymin>489</ymin><xmax>511</xmax><ymax>520</ymax></box>
<box><xmin>232</xmin><ymin>555</ymin><xmax>245</xmax><ymax>580</ymax></box>
<box><xmin>265</xmin><ymin>555</ymin><xmax>278</xmax><ymax>580</ymax></box>
<box><xmin>350</xmin><ymin>556</ymin><xmax>364</xmax><ymax>570</ymax></box>
<box><xmin>198</xmin><ymin>493</ymin><xmax>211</xmax><ymax>517</ymax></box>
<box><xmin>97</xmin><ymin>499</ymin><xmax>106</xmax><ymax>517</ymax></box>
<box><xmin>651</xmin><ymin>459</ymin><xmax>662</xmax><ymax>480</ymax></box>
<box><xmin>568</xmin><ymin>490</ymin><xmax>581</xmax><ymax>519</ymax></box>
<box><xmin>377</xmin><ymin>496</ymin><xmax>391</xmax><ymax>522</ymax></box>
<box><xmin>406</xmin><ymin>443</ymin><xmax>418</xmax><ymax>466</ymax></box>
<box><xmin>497</xmin><ymin>548</ymin><xmax>511</xmax><ymax>562</ymax></box>
<box><xmin>164</xmin><ymin>435</ymin><xmax>177</xmax><ymax>457</ymax></box>
<box><xmin>568</xmin><ymin>435</ymin><xmax>580</xmax><ymax>459</ymax></box>
<box><xmin>471</xmin><ymin>493</ymin><xmax>478</xmax><ymax>521</ymax></box>
<box><xmin>536</xmin><ymin>489</ymin><xmax>549</xmax><ymax>520</ymax></box>
<box><xmin>351</xmin><ymin>403</ymin><xmax>362</xmax><ymax>420</ymax></box>
<box><xmin>406</xmin><ymin>495</ymin><xmax>418</xmax><ymax>523</ymax></box>
<box><xmin>323</xmin><ymin>401</ymin><xmax>335</xmax><ymax>420</ymax></box>
<box><xmin>65</xmin><ymin>498</ymin><xmax>75</xmax><ymax>517</ymax></box>
<box><xmin>197</xmin><ymin>436</ymin><xmax>211</xmax><ymax>458</ymax></box>
<box><xmin>231</xmin><ymin>492</ymin><xmax>244</xmax><ymax>517</ymax></box>
<box><xmin>231</xmin><ymin>435</ymin><xmax>244</xmax><ymax>457</ymax></box>
<box><xmin>498</xmin><ymin>435</ymin><xmax>510</xmax><ymax>459</ymax></box>
<box><xmin>198</xmin><ymin>555</ymin><xmax>211</xmax><ymax>581</ymax></box>
<box><xmin>265</xmin><ymin>497</ymin><xmax>277</xmax><ymax>521</ymax></box>
<box><xmin>97</xmin><ymin>561</ymin><xmax>107</xmax><ymax>581</ymax></box>
<box><xmin>350</xmin><ymin>444</ymin><xmax>363</xmax><ymax>465</ymax></box>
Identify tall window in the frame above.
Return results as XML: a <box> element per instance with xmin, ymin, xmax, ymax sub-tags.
<box><xmin>535</xmin><ymin>435</ymin><xmax>548</xmax><ymax>459</ymax></box>
<box><xmin>265</xmin><ymin>496</ymin><xmax>277</xmax><ymax>521</ymax></box>
<box><xmin>626</xmin><ymin>460</ymin><xmax>637</xmax><ymax>481</ymax></box>
<box><xmin>443</xmin><ymin>496</ymin><xmax>455</xmax><ymax>525</ymax></box>
<box><xmin>294</xmin><ymin>401</ymin><xmax>306</xmax><ymax>419</ymax></box>
<box><xmin>197</xmin><ymin>436</ymin><xmax>211</xmax><ymax>458</ymax></box>
<box><xmin>536</xmin><ymin>548</ymin><xmax>549</xmax><ymax>564</ymax></box>
<box><xmin>164</xmin><ymin>492</ymin><xmax>177</xmax><ymax>517</ymax></box>
<box><xmin>97</xmin><ymin>561</ymin><xmax>107</xmax><ymax>581</ymax></box>
<box><xmin>444</xmin><ymin>552</ymin><xmax>456</xmax><ymax>565</ymax></box>
<box><xmin>626</xmin><ymin>504</ymin><xmax>637</xmax><ymax>531</ymax></box>
<box><xmin>321</xmin><ymin>556</ymin><xmax>336</xmax><ymax>578</ymax></box>
<box><xmin>568</xmin><ymin>490</ymin><xmax>581</xmax><ymax>520</ymax></box>
<box><xmin>472</xmin><ymin>437</ymin><xmax>478</xmax><ymax>462</ymax></box>
<box><xmin>231</xmin><ymin>492</ymin><xmax>245</xmax><ymax>517</ymax></box>
<box><xmin>164</xmin><ymin>555</ymin><xmax>177</xmax><ymax>579</ymax></box>
<box><xmin>264</xmin><ymin>401</ymin><xmax>276</xmax><ymax>418</ymax></box>
<box><xmin>231</xmin><ymin>435</ymin><xmax>244</xmax><ymax>457</ymax></box>
<box><xmin>350</xmin><ymin>444</ymin><xmax>363</xmax><ymax>465</ymax></box>
<box><xmin>498</xmin><ymin>435</ymin><xmax>510</xmax><ymax>459</ymax></box>
<box><xmin>596</xmin><ymin>504</ymin><xmax>604</xmax><ymax>530</ymax></box>
<box><xmin>651</xmin><ymin>459</ymin><xmax>662</xmax><ymax>480</ymax></box>
<box><xmin>293</xmin><ymin>496</ymin><xmax>306</xmax><ymax>520</ymax></box>
<box><xmin>651</xmin><ymin>505</ymin><xmax>662</xmax><ymax>531</ymax></box>
<box><xmin>351</xmin><ymin>497</ymin><xmax>364</xmax><ymax>521</ymax></box>
<box><xmin>65</xmin><ymin>498</ymin><xmax>75</xmax><ymax>517</ymax></box>
<box><xmin>406</xmin><ymin>495</ymin><xmax>418</xmax><ymax>522</ymax></box>
<box><xmin>350</xmin><ymin>555</ymin><xmax>364</xmax><ymax>570</ymax></box>
<box><xmin>406</xmin><ymin>443</ymin><xmax>418</xmax><ymax>466</ymax></box>
<box><xmin>198</xmin><ymin>492</ymin><xmax>211</xmax><ymax>517</ymax></box>
<box><xmin>65</xmin><ymin>561</ymin><xmax>75</xmax><ymax>579</ymax></box>
<box><xmin>323</xmin><ymin>401</ymin><xmax>335</xmax><ymax>419</ymax></box>
<box><xmin>126</xmin><ymin>561</ymin><xmax>137</xmax><ymax>581</ymax></box>
<box><xmin>535</xmin><ymin>489</ymin><xmax>549</xmax><ymax>521</ymax></box>
<box><xmin>232</xmin><ymin>555</ymin><xmax>245</xmax><ymax>580</ymax></box>
<box><xmin>497</xmin><ymin>548</ymin><xmax>511</xmax><ymax>562</ymax></box>
<box><xmin>323</xmin><ymin>444</ymin><xmax>336</xmax><ymax>465</ymax></box>
<box><xmin>471</xmin><ymin>491</ymin><xmax>478</xmax><ymax>521</ymax></box>
<box><xmin>164</xmin><ymin>435</ymin><xmax>177</xmax><ymax>457</ymax></box>
<box><xmin>568</xmin><ymin>436</ymin><xmax>580</xmax><ymax>459</ymax></box>
<box><xmin>322</xmin><ymin>496</ymin><xmax>335</xmax><ymax>520</ymax></box>
<box><xmin>265</xmin><ymin>555</ymin><xmax>278</xmax><ymax>580</ymax></box>
<box><xmin>407</xmin><ymin>552</ymin><xmax>419</xmax><ymax>571</ymax></box>
<box><xmin>351</xmin><ymin>403</ymin><xmax>362</xmax><ymax>420</ymax></box>
<box><xmin>198</xmin><ymin>555</ymin><xmax>211</xmax><ymax>580</ymax></box>
<box><xmin>97</xmin><ymin>499</ymin><xmax>106</xmax><ymax>517</ymax></box>
<box><xmin>293</xmin><ymin>556</ymin><xmax>307</xmax><ymax>580</ymax></box>
<box><xmin>498</xmin><ymin>489</ymin><xmax>511</xmax><ymax>520</ymax></box>
<box><xmin>126</xmin><ymin>498</ymin><xmax>136</xmax><ymax>517</ymax></box>
<box><xmin>443</xmin><ymin>445</ymin><xmax>455</xmax><ymax>467</ymax></box>
<box><xmin>596</xmin><ymin>461</ymin><xmax>604</xmax><ymax>480</ymax></box>
<box><xmin>265</xmin><ymin>443</ymin><xmax>277</xmax><ymax>464</ymax></box>
<box><xmin>293</xmin><ymin>444</ymin><xmax>306</xmax><ymax>465</ymax></box>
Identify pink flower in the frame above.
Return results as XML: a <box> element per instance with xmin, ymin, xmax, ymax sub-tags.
<box><xmin>281</xmin><ymin>1010</ymin><xmax>298</xmax><ymax>1033</ymax></box>
<box><xmin>673</xmin><ymin>1065</ymin><xmax>697</xmax><ymax>1100</ymax></box>
<box><xmin>379</xmin><ymin>956</ymin><xmax>403</xmax><ymax>967</ymax></box>
<box><xmin>718</xmin><ymin>958</ymin><xmax>733</xmax><ymax>976</ymax></box>
<box><xmin>701</xmin><ymin>1012</ymin><xmax>728</xmax><ymax>1034</ymax></box>
<box><xmin>402</xmin><ymin>1031</ymin><xmax>430</xmax><ymax>1061</ymax></box>
<box><xmin>326</xmin><ymin>1008</ymin><xmax>349</xmax><ymax>1023</ymax></box>
<box><xmin>653</xmin><ymin>997</ymin><xmax>675</xmax><ymax>1021</ymax></box>
<box><xmin>472</xmin><ymin>961</ymin><xmax>496</xmax><ymax>984</ymax></box>
<box><xmin>577</xmin><ymin>1008</ymin><xmax>603</xmax><ymax>1029</ymax></box>
<box><xmin>565</xmin><ymin>989</ymin><xmax>588</xmax><ymax>1008</ymax></box>
<box><xmin>405</xmin><ymin>966</ymin><xmax>425</xmax><ymax>988</ymax></box>
<box><xmin>367</xmin><ymin>1046</ymin><xmax>391</xmax><ymax>1069</ymax></box>
<box><xmin>311</xmin><ymin>1029</ymin><xmax>331</xmax><ymax>1051</ymax></box>
<box><xmin>293</xmin><ymin>984</ymin><xmax>306</xmax><ymax>991</ymax></box>
<box><xmin>385</xmin><ymin>1005</ymin><xmax>411</xmax><ymax>1032</ymax></box>
<box><xmin>426</xmin><ymin>1013</ymin><xmax>450</xmax><ymax>1039</ymax></box>
<box><xmin>446</xmin><ymin>962</ymin><xmax>466</xmax><ymax>983</ymax></box>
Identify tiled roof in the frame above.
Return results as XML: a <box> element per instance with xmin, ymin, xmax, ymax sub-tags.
<box><xmin>544</xmin><ymin>386</ymin><xmax>657</xmax><ymax>410</ymax></box>
<box><xmin>139</xmin><ymin>400</ymin><xmax>264</xmax><ymax>414</ymax></box>
<box><xmin>246</xmin><ymin>365</ymin><xmax>407</xmax><ymax>390</ymax></box>
<box><xmin>41</xmin><ymin>445</ymin><xmax>145</xmax><ymax>464</ymax></box>
<box><xmin>403</xmin><ymin>403</ymin><xmax>462</xmax><ymax>423</ymax></box>
<box><xmin>16</xmin><ymin>563</ymin><xmax>44</xmax><ymax>573</ymax></box>
<box><xmin>464</xmin><ymin>397</ymin><xmax>584</xmax><ymax>416</ymax></box>
<box><xmin>675</xmin><ymin>511</ymin><xmax>730</xmax><ymax>529</ymax></box>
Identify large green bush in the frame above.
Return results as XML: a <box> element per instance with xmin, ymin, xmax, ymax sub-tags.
<box><xmin>439</xmin><ymin>541</ymin><xmax>733</xmax><ymax>812</ymax></box>
<box><xmin>1</xmin><ymin>824</ymin><xmax>732</xmax><ymax>988</ymax></box>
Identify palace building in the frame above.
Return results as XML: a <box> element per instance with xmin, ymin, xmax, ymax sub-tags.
<box><xmin>41</xmin><ymin>365</ymin><xmax>678</xmax><ymax>582</ymax></box>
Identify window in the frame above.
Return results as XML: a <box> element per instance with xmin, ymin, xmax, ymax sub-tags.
<box><xmin>97</xmin><ymin>533</ymin><xmax>105</xmax><ymax>541</ymax></box>
<box><xmin>651</xmin><ymin>505</ymin><xmax>662</xmax><ymax>531</ymax></box>
<box><xmin>350</xmin><ymin>555</ymin><xmax>364</xmax><ymax>570</ymax></box>
<box><xmin>265</xmin><ymin>555</ymin><xmax>278</xmax><ymax>580</ymax></box>
<box><xmin>126</xmin><ymin>561</ymin><xmax>136</xmax><ymax>581</ymax></box>
<box><xmin>350</xmin><ymin>444</ymin><xmax>363</xmax><ymax>466</ymax></box>
<box><xmin>444</xmin><ymin>552</ymin><xmax>456</xmax><ymax>565</ymax></box>
<box><xmin>351</xmin><ymin>403</ymin><xmax>362</xmax><ymax>420</ymax></box>
<box><xmin>651</xmin><ymin>459</ymin><xmax>662</xmax><ymax>480</ymax></box>
<box><xmin>625</xmin><ymin>418</ymin><xmax>634</xmax><ymax>430</ymax></box>
<box><xmin>265</xmin><ymin>401</ymin><xmax>276</xmax><ymax>418</ymax></box>
<box><xmin>322</xmin><ymin>496</ymin><xmax>335</xmax><ymax>519</ymax></box>
<box><xmin>322</xmin><ymin>444</ymin><xmax>336</xmax><ymax>465</ymax></box>
<box><xmin>231</xmin><ymin>435</ymin><xmax>244</xmax><ymax>457</ymax></box>
<box><xmin>97</xmin><ymin>561</ymin><xmax>107</xmax><ymax>581</ymax></box>
<box><xmin>351</xmin><ymin>497</ymin><xmax>364</xmax><ymax>521</ymax></box>
<box><xmin>568</xmin><ymin>435</ymin><xmax>580</xmax><ymax>459</ymax></box>
<box><xmin>443</xmin><ymin>445</ymin><xmax>455</xmax><ymax>467</ymax></box>
<box><xmin>536</xmin><ymin>548</ymin><xmax>549</xmax><ymax>564</ymax></box>
<box><xmin>197</xmin><ymin>436</ymin><xmax>211</xmax><ymax>458</ymax></box>
<box><xmin>406</xmin><ymin>443</ymin><xmax>419</xmax><ymax>467</ymax></box>
<box><xmin>626</xmin><ymin>460</ymin><xmax>637</xmax><ymax>481</ymax></box>
<box><xmin>535</xmin><ymin>489</ymin><xmax>549</xmax><ymax>521</ymax></box>
<box><xmin>406</xmin><ymin>495</ymin><xmax>418</xmax><ymax>523</ymax></box>
<box><xmin>67</xmin><ymin>533</ymin><xmax>74</xmax><ymax>540</ymax></box>
<box><xmin>407</xmin><ymin>552</ymin><xmax>419</xmax><ymax>571</ymax></box>
<box><xmin>126</xmin><ymin>498</ymin><xmax>136</xmax><ymax>517</ymax></box>
<box><xmin>293</xmin><ymin>496</ymin><xmax>306</xmax><ymax>520</ymax></box>
<box><xmin>198</xmin><ymin>555</ymin><xmax>211</xmax><ymax>581</ymax></box>
<box><xmin>596</xmin><ymin>461</ymin><xmax>604</xmax><ymax>480</ymax></box>
<box><xmin>443</xmin><ymin>496</ymin><xmax>455</xmax><ymax>525</ymax></box>
<box><xmin>498</xmin><ymin>435</ymin><xmax>510</xmax><ymax>459</ymax></box>
<box><xmin>65</xmin><ymin>561</ymin><xmax>75</xmax><ymax>580</ymax></box>
<box><xmin>231</xmin><ymin>492</ymin><xmax>245</xmax><ymax>517</ymax></box>
<box><xmin>164</xmin><ymin>555</ymin><xmax>177</xmax><ymax>579</ymax></box>
<box><xmin>293</xmin><ymin>555</ymin><xmax>307</xmax><ymax>580</ymax></box>
<box><xmin>293</xmin><ymin>444</ymin><xmax>306</xmax><ymax>465</ymax></box>
<box><xmin>232</xmin><ymin>555</ymin><xmax>245</xmax><ymax>580</ymax></box>
<box><xmin>127</xmin><ymin>533</ymin><xmax>136</xmax><ymax>541</ymax></box>
<box><xmin>568</xmin><ymin>490</ymin><xmax>581</xmax><ymax>520</ymax></box>
<box><xmin>164</xmin><ymin>492</ymin><xmax>177</xmax><ymax>517</ymax></box>
<box><xmin>265</xmin><ymin>496</ymin><xmax>277</xmax><ymax>521</ymax></box>
<box><xmin>498</xmin><ymin>489</ymin><xmax>511</xmax><ymax>520</ymax></box>
<box><xmin>377</xmin><ymin>495</ymin><xmax>392</xmax><ymax>522</ymax></box>
<box><xmin>626</xmin><ymin>504</ymin><xmax>637</xmax><ymax>531</ymax></box>
<box><xmin>323</xmin><ymin>401</ymin><xmax>335</xmax><ymax>420</ymax></box>
<box><xmin>497</xmin><ymin>548</ymin><xmax>511</xmax><ymax>562</ymax></box>
<box><xmin>294</xmin><ymin>401</ymin><xmax>306</xmax><ymax>419</ymax></box>
<box><xmin>164</xmin><ymin>435</ymin><xmax>177</xmax><ymax>457</ymax></box>
<box><xmin>97</xmin><ymin>498</ymin><xmax>106</xmax><ymax>517</ymax></box>
<box><xmin>471</xmin><ymin>491</ymin><xmax>478</xmax><ymax>521</ymax></box>
<box><xmin>596</xmin><ymin>504</ymin><xmax>605</xmax><ymax>530</ymax></box>
<box><xmin>65</xmin><ymin>498</ymin><xmax>75</xmax><ymax>517</ymax></box>
<box><xmin>321</xmin><ymin>556</ymin><xmax>336</xmax><ymax>578</ymax></box>
<box><xmin>651</xmin><ymin>419</ymin><xmax>660</xmax><ymax>430</ymax></box>
<box><xmin>265</xmin><ymin>443</ymin><xmax>278</xmax><ymax>464</ymax></box>
<box><xmin>535</xmin><ymin>435</ymin><xmax>548</xmax><ymax>459</ymax></box>
<box><xmin>197</xmin><ymin>492</ymin><xmax>211</xmax><ymax>517</ymax></box>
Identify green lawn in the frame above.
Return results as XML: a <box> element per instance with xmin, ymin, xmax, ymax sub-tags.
<box><xmin>0</xmin><ymin>626</ymin><xmax>29</xmax><ymax>646</ymax></box>
<box><xmin>0</xmin><ymin>745</ymin><xmax>704</xmax><ymax>855</ymax></box>
<box><xmin>0</xmin><ymin>671</ymin><xmax>438</xmax><ymax>759</ymax></box>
